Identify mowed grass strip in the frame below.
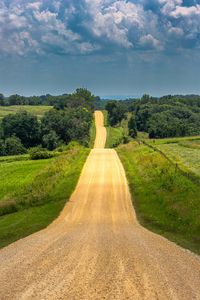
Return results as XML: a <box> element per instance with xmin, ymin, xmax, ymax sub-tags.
<box><xmin>0</xmin><ymin>143</ymin><xmax>89</xmax><ymax>248</ymax></box>
<box><xmin>0</xmin><ymin>105</ymin><xmax>52</xmax><ymax>119</ymax></box>
<box><xmin>117</xmin><ymin>141</ymin><xmax>200</xmax><ymax>254</ymax></box>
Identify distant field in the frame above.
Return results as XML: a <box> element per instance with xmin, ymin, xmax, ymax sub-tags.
<box><xmin>146</xmin><ymin>136</ymin><xmax>200</xmax><ymax>178</ymax></box>
<box><xmin>0</xmin><ymin>105</ymin><xmax>52</xmax><ymax>119</ymax></box>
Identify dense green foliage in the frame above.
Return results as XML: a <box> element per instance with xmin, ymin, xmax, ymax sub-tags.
<box><xmin>131</xmin><ymin>95</ymin><xmax>200</xmax><ymax>138</ymax></box>
<box><xmin>117</xmin><ymin>141</ymin><xmax>200</xmax><ymax>254</ymax></box>
<box><xmin>0</xmin><ymin>143</ymin><xmax>89</xmax><ymax>248</ymax></box>
<box><xmin>128</xmin><ymin>115</ymin><xmax>137</xmax><ymax>138</ymax></box>
<box><xmin>0</xmin><ymin>88</ymin><xmax>100</xmax><ymax>109</ymax></box>
<box><xmin>0</xmin><ymin>136</ymin><xmax>26</xmax><ymax>156</ymax></box>
<box><xmin>41</xmin><ymin>107</ymin><xmax>92</xmax><ymax>146</ymax></box>
<box><xmin>105</xmin><ymin>95</ymin><xmax>200</xmax><ymax>139</ymax></box>
<box><xmin>1</xmin><ymin>111</ymin><xmax>40</xmax><ymax>148</ymax></box>
<box><xmin>105</xmin><ymin>101</ymin><xmax>126</xmax><ymax>126</ymax></box>
<box><xmin>28</xmin><ymin>147</ymin><xmax>55</xmax><ymax>160</ymax></box>
<box><xmin>0</xmin><ymin>88</ymin><xmax>96</xmax><ymax>156</ymax></box>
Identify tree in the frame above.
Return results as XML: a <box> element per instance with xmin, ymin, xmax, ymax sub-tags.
<box><xmin>8</xmin><ymin>94</ymin><xmax>23</xmax><ymax>105</ymax></box>
<box><xmin>2</xmin><ymin>111</ymin><xmax>40</xmax><ymax>147</ymax></box>
<box><xmin>42</xmin><ymin>130</ymin><xmax>60</xmax><ymax>150</ymax></box>
<box><xmin>0</xmin><ymin>139</ymin><xmax>5</xmax><ymax>156</ymax></box>
<box><xmin>105</xmin><ymin>101</ymin><xmax>126</xmax><ymax>126</ymax></box>
<box><xmin>128</xmin><ymin>115</ymin><xmax>137</xmax><ymax>138</ymax></box>
<box><xmin>0</xmin><ymin>94</ymin><xmax>4</xmax><ymax>106</ymax></box>
<box><xmin>41</xmin><ymin>107</ymin><xmax>92</xmax><ymax>145</ymax></box>
<box><xmin>4</xmin><ymin>136</ymin><xmax>26</xmax><ymax>155</ymax></box>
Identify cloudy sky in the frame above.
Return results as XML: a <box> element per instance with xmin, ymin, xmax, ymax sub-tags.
<box><xmin>0</xmin><ymin>0</ymin><xmax>200</xmax><ymax>97</ymax></box>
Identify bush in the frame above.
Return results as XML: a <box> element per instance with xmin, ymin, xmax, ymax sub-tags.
<box><xmin>29</xmin><ymin>147</ymin><xmax>54</xmax><ymax>160</ymax></box>
<box><xmin>0</xmin><ymin>139</ymin><xmax>5</xmax><ymax>156</ymax></box>
<box><xmin>128</xmin><ymin>115</ymin><xmax>137</xmax><ymax>138</ymax></box>
<box><xmin>2</xmin><ymin>111</ymin><xmax>40</xmax><ymax>148</ymax></box>
<box><xmin>4</xmin><ymin>136</ymin><xmax>26</xmax><ymax>156</ymax></box>
<box><xmin>42</xmin><ymin>130</ymin><xmax>60</xmax><ymax>150</ymax></box>
<box><xmin>0</xmin><ymin>200</ymin><xmax>18</xmax><ymax>216</ymax></box>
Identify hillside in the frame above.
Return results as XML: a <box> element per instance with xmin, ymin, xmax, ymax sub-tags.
<box><xmin>0</xmin><ymin>105</ymin><xmax>52</xmax><ymax>119</ymax></box>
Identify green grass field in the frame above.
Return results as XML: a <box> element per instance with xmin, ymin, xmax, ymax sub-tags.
<box><xmin>0</xmin><ymin>157</ymin><xmax>51</xmax><ymax>201</ymax></box>
<box><xmin>117</xmin><ymin>141</ymin><xmax>200</xmax><ymax>254</ymax></box>
<box><xmin>0</xmin><ymin>105</ymin><xmax>52</xmax><ymax>119</ymax></box>
<box><xmin>0</xmin><ymin>143</ymin><xmax>89</xmax><ymax>248</ymax></box>
<box><xmin>145</xmin><ymin>136</ymin><xmax>200</xmax><ymax>178</ymax></box>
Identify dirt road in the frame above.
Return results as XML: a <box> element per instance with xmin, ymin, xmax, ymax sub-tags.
<box><xmin>0</xmin><ymin>111</ymin><xmax>200</xmax><ymax>299</ymax></box>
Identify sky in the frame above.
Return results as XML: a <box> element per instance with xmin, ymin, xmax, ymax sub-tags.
<box><xmin>0</xmin><ymin>0</ymin><xmax>200</xmax><ymax>97</ymax></box>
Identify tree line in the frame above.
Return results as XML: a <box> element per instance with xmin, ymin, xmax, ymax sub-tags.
<box><xmin>0</xmin><ymin>89</ymin><xmax>100</xmax><ymax>108</ymax></box>
<box><xmin>0</xmin><ymin>89</ymin><xmax>95</xmax><ymax>156</ymax></box>
<box><xmin>105</xmin><ymin>94</ymin><xmax>200</xmax><ymax>139</ymax></box>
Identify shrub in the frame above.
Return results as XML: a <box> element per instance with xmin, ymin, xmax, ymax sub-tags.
<box><xmin>42</xmin><ymin>130</ymin><xmax>60</xmax><ymax>150</ymax></box>
<box><xmin>0</xmin><ymin>139</ymin><xmax>5</xmax><ymax>156</ymax></box>
<box><xmin>4</xmin><ymin>136</ymin><xmax>26</xmax><ymax>156</ymax></box>
<box><xmin>2</xmin><ymin>111</ymin><xmax>40</xmax><ymax>147</ymax></box>
<box><xmin>29</xmin><ymin>147</ymin><xmax>54</xmax><ymax>160</ymax></box>
<box><xmin>0</xmin><ymin>200</ymin><xmax>18</xmax><ymax>216</ymax></box>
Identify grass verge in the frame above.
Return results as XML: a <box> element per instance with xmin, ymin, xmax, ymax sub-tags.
<box><xmin>102</xmin><ymin>110</ymin><xmax>128</xmax><ymax>148</ymax></box>
<box><xmin>117</xmin><ymin>141</ymin><xmax>200</xmax><ymax>254</ymax></box>
<box><xmin>0</xmin><ymin>143</ymin><xmax>89</xmax><ymax>248</ymax></box>
<box><xmin>106</xmin><ymin>126</ymin><xmax>126</xmax><ymax>148</ymax></box>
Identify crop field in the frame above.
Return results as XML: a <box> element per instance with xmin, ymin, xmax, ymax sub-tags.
<box><xmin>146</xmin><ymin>136</ymin><xmax>200</xmax><ymax>178</ymax></box>
<box><xmin>0</xmin><ymin>105</ymin><xmax>52</xmax><ymax>119</ymax></box>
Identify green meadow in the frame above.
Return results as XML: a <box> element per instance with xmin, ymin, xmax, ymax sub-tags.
<box><xmin>0</xmin><ymin>105</ymin><xmax>52</xmax><ymax>119</ymax></box>
<box><xmin>146</xmin><ymin>136</ymin><xmax>200</xmax><ymax>178</ymax></box>
<box><xmin>0</xmin><ymin>143</ymin><xmax>89</xmax><ymax>248</ymax></box>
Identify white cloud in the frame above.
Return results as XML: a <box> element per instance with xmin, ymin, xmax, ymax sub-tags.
<box><xmin>140</xmin><ymin>34</ymin><xmax>163</xmax><ymax>50</ymax></box>
<box><xmin>0</xmin><ymin>0</ymin><xmax>200</xmax><ymax>56</ymax></box>
<box><xmin>170</xmin><ymin>5</ymin><xmax>200</xmax><ymax>18</ymax></box>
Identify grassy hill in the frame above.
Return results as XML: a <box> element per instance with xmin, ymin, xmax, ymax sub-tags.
<box><xmin>0</xmin><ymin>105</ymin><xmax>52</xmax><ymax>119</ymax></box>
<box><xmin>117</xmin><ymin>139</ymin><xmax>200</xmax><ymax>254</ymax></box>
<box><xmin>0</xmin><ymin>143</ymin><xmax>89</xmax><ymax>248</ymax></box>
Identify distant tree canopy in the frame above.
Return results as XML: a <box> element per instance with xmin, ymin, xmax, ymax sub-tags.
<box><xmin>105</xmin><ymin>101</ymin><xmax>127</xmax><ymax>126</ymax></box>
<box><xmin>128</xmin><ymin>115</ymin><xmax>137</xmax><ymax>138</ymax></box>
<box><xmin>41</xmin><ymin>107</ymin><xmax>92</xmax><ymax>146</ymax></box>
<box><xmin>105</xmin><ymin>95</ymin><xmax>200</xmax><ymax>139</ymax></box>
<box><xmin>0</xmin><ymin>88</ymin><xmax>100</xmax><ymax>111</ymax></box>
<box><xmin>2</xmin><ymin>111</ymin><xmax>40</xmax><ymax>148</ymax></box>
<box><xmin>133</xmin><ymin>98</ymin><xmax>200</xmax><ymax>138</ymax></box>
<box><xmin>0</xmin><ymin>89</ymin><xmax>94</xmax><ymax>156</ymax></box>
